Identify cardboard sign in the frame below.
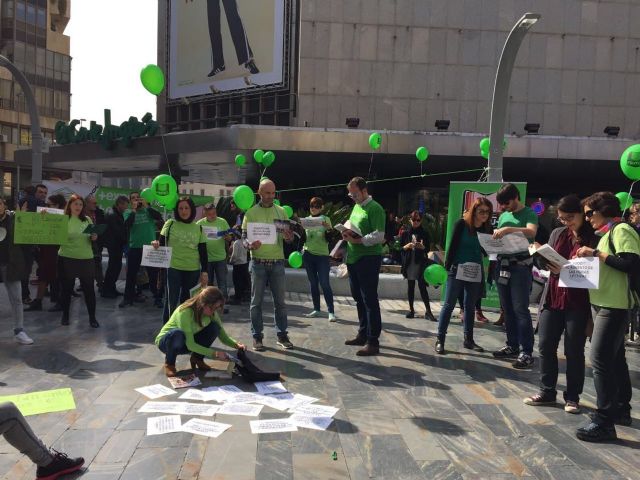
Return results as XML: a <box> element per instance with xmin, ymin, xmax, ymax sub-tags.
<box><xmin>13</xmin><ymin>211</ymin><xmax>69</xmax><ymax>245</ymax></box>
<box><xmin>0</xmin><ymin>388</ymin><xmax>76</xmax><ymax>416</ymax></box>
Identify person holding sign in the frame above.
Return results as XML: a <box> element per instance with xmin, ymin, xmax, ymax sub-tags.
<box><xmin>58</xmin><ymin>195</ymin><xmax>100</xmax><ymax>328</ymax></box>
<box><xmin>573</xmin><ymin>192</ymin><xmax>640</xmax><ymax>442</ymax></box>
<box><xmin>0</xmin><ymin>198</ymin><xmax>33</xmax><ymax>344</ymax></box>
<box><xmin>242</xmin><ymin>179</ymin><xmax>294</xmax><ymax>351</ymax></box>
<box><xmin>154</xmin><ymin>197</ymin><xmax>209</xmax><ymax>323</ymax></box>
<box><xmin>155</xmin><ymin>286</ymin><xmax>245</xmax><ymax>376</ymax></box>
<box><xmin>196</xmin><ymin>203</ymin><xmax>231</xmax><ymax>310</ymax></box>
<box><xmin>524</xmin><ymin>195</ymin><xmax>598</xmax><ymax>415</ymax></box>
<box><xmin>491</xmin><ymin>183</ymin><xmax>538</xmax><ymax>369</ymax></box>
<box><xmin>435</xmin><ymin>198</ymin><xmax>492</xmax><ymax>354</ymax></box>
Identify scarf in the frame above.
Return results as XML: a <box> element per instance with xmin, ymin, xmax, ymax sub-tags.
<box><xmin>595</xmin><ymin>217</ymin><xmax>623</xmax><ymax>237</ymax></box>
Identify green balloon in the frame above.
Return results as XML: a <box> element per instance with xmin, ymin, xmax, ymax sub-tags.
<box><xmin>253</xmin><ymin>150</ymin><xmax>264</xmax><ymax>164</ymax></box>
<box><xmin>416</xmin><ymin>146</ymin><xmax>429</xmax><ymax>162</ymax></box>
<box><xmin>288</xmin><ymin>251</ymin><xmax>303</xmax><ymax>269</ymax></box>
<box><xmin>262</xmin><ymin>151</ymin><xmax>275</xmax><ymax>167</ymax></box>
<box><xmin>368</xmin><ymin>132</ymin><xmax>382</xmax><ymax>150</ymax></box>
<box><xmin>620</xmin><ymin>144</ymin><xmax>640</xmax><ymax>181</ymax></box>
<box><xmin>479</xmin><ymin>137</ymin><xmax>490</xmax><ymax>153</ymax></box>
<box><xmin>140</xmin><ymin>188</ymin><xmax>155</xmax><ymax>203</ymax></box>
<box><xmin>152</xmin><ymin>174</ymin><xmax>178</xmax><ymax>203</ymax></box>
<box><xmin>140</xmin><ymin>64</ymin><xmax>165</xmax><ymax>96</ymax></box>
<box><xmin>282</xmin><ymin>205</ymin><xmax>293</xmax><ymax>219</ymax></box>
<box><xmin>233</xmin><ymin>185</ymin><xmax>255</xmax><ymax>211</ymax></box>
<box><xmin>164</xmin><ymin>193</ymin><xmax>178</xmax><ymax>210</ymax></box>
<box><xmin>235</xmin><ymin>154</ymin><xmax>246</xmax><ymax>167</ymax></box>
<box><xmin>616</xmin><ymin>191</ymin><xmax>634</xmax><ymax>210</ymax></box>
<box><xmin>423</xmin><ymin>264</ymin><xmax>447</xmax><ymax>286</ymax></box>
<box><xmin>273</xmin><ymin>199</ymin><xmax>281</xmax><ymax>206</ymax></box>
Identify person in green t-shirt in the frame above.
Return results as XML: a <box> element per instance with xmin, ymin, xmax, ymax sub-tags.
<box><xmin>156</xmin><ymin>286</ymin><xmax>246</xmax><ymax>377</ymax></box>
<box><xmin>574</xmin><ymin>192</ymin><xmax>640</xmax><ymax>442</ymax></box>
<box><xmin>342</xmin><ymin>177</ymin><xmax>386</xmax><ymax>357</ymax></box>
<box><xmin>242</xmin><ymin>179</ymin><xmax>294</xmax><ymax>351</ymax></box>
<box><xmin>491</xmin><ymin>183</ymin><xmax>539</xmax><ymax>370</ymax></box>
<box><xmin>58</xmin><ymin>194</ymin><xmax>99</xmax><ymax>328</ymax></box>
<box><xmin>197</xmin><ymin>203</ymin><xmax>231</xmax><ymax>309</ymax></box>
<box><xmin>302</xmin><ymin>197</ymin><xmax>335</xmax><ymax>321</ymax></box>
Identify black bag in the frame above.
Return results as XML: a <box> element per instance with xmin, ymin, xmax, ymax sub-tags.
<box><xmin>607</xmin><ymin>223</ymin><xmax>640</xmax><ymax>306</ymax></box>
<box><xmin>233</xmin><ymin>349</ymin><xmax>281</xmax><ymax>383</ymax></box>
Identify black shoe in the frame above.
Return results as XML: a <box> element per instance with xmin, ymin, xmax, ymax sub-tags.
<box><xmin>576</xmin><ymin>421</ymin><xmax>617</xmax><ymax>442</ymax></box>
<box><xmin>89</xmin><ymin>318</ymin><xmax>100</xmax><ymax>328</ymax></box>
<box><xmin>345</xmin><ymin>336</ymin><xmax>367</xmax><ymax>346</ymax></box>
<box><xmin>253</xmin><ymin>338</ymin><xmax>265</xmax><ymax>352</ymax></box>
<box><xmin>276</xmin><ymin>335</ymin><xmax>293</xmax><ymax>350</ymax></box>
<box><xmin>435</xmin><ymin>336</ymin><xmax>445</xmax><ymax>354</ymax></box>
<box><xmin>133</xmin><ymin>295</ymin><xmax>146</xmax><ymax>303</ymax></box>
<box><xmin>405</xmin><ymin>311</ymin><xmax>415</xmax><ymax>318</ymax></box>
<box><xmin>100</xmin><ymin>290</ymin><xmax>119</xmax><ymax>299</ymax></box>
<box><xmin>425</xmin><ymin>311</ymin><xmax>437</xmax><ymax>322</ymax></box>
<box><xmin>24</xmin><ymin>299</ymin><xmax>42</xmax><ymax>312</ymax></box>
<box><xmin>208</xmin><ymin>65</ymin><xmax>225</xmax><ymax>77</ymax></box>
<box><xmin>463</xmin><ymin>334</ymin><xmax>484</xmax><ymax>352</ymax></box>
<box><xmin>615</xmin><ymin>412</ymin><xmax>633</xmax><ymax>426</ymax></box>
<box><xmin>244</xmin><ymin>59</ymin><xmax>260</xmax><ymax>74</ymax></box>
<box><xmin>48</xmin><ymin>303</ymin><xmax>63</xmax><ymax>312</ymax></box>
<box><xmin>35</xmin><ymin>450</ymin><xmax>84</xmax><ymax>480</ymax></box>
<box><xmin>492</xmin><ymin>345</ymin><xmax>519</xmax><ymax>358</ymax></box>
<box><xmin>61</xmin><ymin>315</ymin><xmax>69</xmax><ymax>326</ymax></box>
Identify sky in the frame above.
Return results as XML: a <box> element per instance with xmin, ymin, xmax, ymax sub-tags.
<box><xmin>66</xmin><ymin>0</ymin><xmax>158</xmax><ymax>125</ymax></box>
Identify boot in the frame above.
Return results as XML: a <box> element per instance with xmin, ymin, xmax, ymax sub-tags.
<box><xmin>24</xmin><ymin>299</ymin><xmax>42</xmax><ymax>312</ymax></box>
<box><xmin>89</xmin><ymin>317</ymin><xmax>100</xmax><ymax>328</ymax></box>
<box><xmin>435</xmin><ymin>335</ymin><xmax>445</xmax><ymax>354</ymax></box>
<box><xmin>164</xmin><ymin>364</ymin><xmax>177</xmax><ymax>377</ymax></box>
<box><xmin>190</xmin><ymin>354</ymin><xmax>212</xmax><ymax>371</ymax></box>
<box><xmin>493</xmin><ymin>310</ymin><xmax>505</xmax><ymax>326</ymax></box>
<box><xmin>475</xmin><ymin>309</ymin><xmax>489</xmax><ymax>323</ymax></box>
<box><xmin>424</xmin><ymin>304</ymin><xmax>437</xmax><ymax>322</ymax></box>
<box><xmin>463</xmin><ymin>333</ymin><xmax>484</xmax><ymax>352</ymax></box>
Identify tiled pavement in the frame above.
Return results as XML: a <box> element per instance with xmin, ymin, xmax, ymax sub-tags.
<box><xmin>1</xmin><ymin>285</ymin><xmax>639</xmax><ymax>480</ymax></box>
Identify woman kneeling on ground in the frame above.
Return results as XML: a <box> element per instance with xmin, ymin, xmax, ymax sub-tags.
<box><xmin>155</xmin><ymin>286</ymin><xmax>245</xmax><ymax>377</ymax></box>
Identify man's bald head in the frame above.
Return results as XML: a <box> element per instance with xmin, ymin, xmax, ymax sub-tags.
<box><xmin>258</xmin><ymin>179</ymin><xmax>276</xmax><ymax>206</ymax></box>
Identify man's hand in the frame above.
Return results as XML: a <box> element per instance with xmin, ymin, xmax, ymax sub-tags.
<box><xmin>414</xmin><ymin>241</ymin><xmax>425</xmax><ymax>250</ymax></box>
<box><xmin>249</xmin><ymin>240</ymin><xmax>262</xmax><ymax>250</ymax></box>
<box><xmin>403</xmin><ymin>242</ymin><xmax>414</xmax><ymax>250</ymax></box>
<box><xmin>215</xmin><ymin>351</ymin><xmax>229</xmax><ymax>360</ymax></box>
<box><xmin>342</xmin><ymin>231</ymin><xmax>362</xmax><ymax>244</ymax></box>
<box><xmin>90</xmin><ymin>233</ymin><xmax>98</xmax><ymax>242</ymax></box>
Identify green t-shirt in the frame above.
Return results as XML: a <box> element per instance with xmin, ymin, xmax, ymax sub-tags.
<box><xmin>303</xmin><ymin>215</ymin><xmax>331</xmax><ymax>256</ymax></box>
<box><xmin>124</xmin><ymin>208</ymin><xmax>158</xmax><ymax>248</ymax></box>
<box><xmin>197</xmin><ymin>217</ymin><xmax>230</xmax><ymax>262</ymax></box>
<box><xmin>589</xmin><ymin>223</ymin><xmax>640</xmax><ymax>309</ymax></box>
<box><xmin>161</xmin><ymin>220</ymin><xmax>207</xmax><ymax>271</ymax></box>
<box><xmin>242</xmin><ymin>204</ymin><xmax>287</xmax><ymax>260</ymax></box>
<box><xmin>58</xmin><ymin>216</ymin><xmax>93</xmax><ymax>260</ymax></box>
<box><xmin>453</xmin><ymin>226</ymin><xmax>483</xmax><ymax>265</ymax></box>
<box><xmin>346</xmin><ymin>198</ymin><xmax>385</xmax><ymax>265</ymax></box>
<box><xmin>497</xmin><ymin>206</ymin><xmax>539</xmax><ymax>247</ymax></box>
<box><xmin>155</xmin><ymin>308</ymin><xmax>237</xmax><ymax>358</ymax></box>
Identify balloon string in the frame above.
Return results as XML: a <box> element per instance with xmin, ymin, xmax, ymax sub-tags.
<box><xmin>367</xmin><ymin>152</ymin><xmax>374</xmax><ymax>180</ymax></box>
<box><xmin>160</xmin><ymin>135</ymin><xmax>172</xmax><ymax>177</ymax></box>
<box><xmin>623</xmin><ymin>180</ymin><xmax>638</xmax><ymax>216</ymax></box>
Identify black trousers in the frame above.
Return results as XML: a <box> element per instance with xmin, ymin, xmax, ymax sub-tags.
<box><xmin>59</xmin><ymin>257</ymin><xmax>96</xmax><ymax>320</ymax></box>
<box><xmin>103</xmin><ymin>247</ymin><xmax>123</xmax><ymax>294</ymax></box>
<box><xmin>591</xmin><ymin>306</ymin><xmax>633</xmax><ymax>425</ymax></box>
<box><xmin>123</xmin><ymin>248</ymin><xmax>143</xmax><ymax>302</ymax></box>
<box><xmin>537</xmin><ymin>308</ymin><xmax>587</xmax><ymax>402</ymax></box>
<box><xmin>232</xmin><ymin>263</ymin><xmax>250</xmax><ymax>300</ymax></box>
<box><xmin>407</xmin><ymin>276</ymin><xmax>429</xmax><ymax>311</ymax></box>
<box><xmin>207</xmin><ymin>0</ymin><xmax>253</xmax><ymax>68</ymax></box>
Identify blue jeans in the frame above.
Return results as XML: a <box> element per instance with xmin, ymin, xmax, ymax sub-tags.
<box><xmin>496</xmin><ymin>264</ymin><xmax>534</xmax><ymax>355</ymax></box>
<box><xmin>250</xmin><ymin>260</ymin><xmax>288</xmax><ymax>339</ymax></box>
<box><xmin>207</xmin><ymin>260</ymin><xmax>228</xmax><ymax>298</ymax></box>
<box><xmin>158</xmin><ymin>321</ymin><xmax>220</xmax><ymax>364</ymax></box>
<box><xmin>163</xmin><ymin>268</ymin><xmax>201</xmax><ymax>323</ymax></box>
<box><xmin>347</xmin><ymin>255</ymin><xmax>382</xmax><ymax>343</ymax></box>
<box><xmin>303</xmin><ymin>251</ymin><xmax>334</xmax><ymax>314</ymax></box>
<box><xmin>437</xmin><ymin>266</ymin><xmax>483</xmax><ymax>337</ymax></box>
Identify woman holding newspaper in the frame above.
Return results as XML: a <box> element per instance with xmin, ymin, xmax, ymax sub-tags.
<box><xmin>155</xmin><ymin>286</ymin><xmax>245</xmax><ymax>376</ymax></box>
<box><xmin>524</xmin><ymin>195</ymin><xmax>597</xmax><ymax>415</ymax></box>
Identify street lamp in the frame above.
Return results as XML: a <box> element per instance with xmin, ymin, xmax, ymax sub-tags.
<box><xmin>486</xmin><ymin>13</ymin><xmax>540</xmax><ymax>182</ymax></box>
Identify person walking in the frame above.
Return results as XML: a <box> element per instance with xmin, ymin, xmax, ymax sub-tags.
<box><xmin>101</xmin><ymin>195</ymin><xmax>129</xmax><ymax>298</ymax></box>
<box><xmin>302</xmin><ymin>197</ymin><xmax>336</xmax><ymax>322</ymax></box>
<box><xmin>523</xmin><ymin>195</ymin><xmax>597</xmax><ymax>414</ymax></box>
<box><xmin>343</xmin><ymin>177</ymin><xmax>386</xmax><ymax>356</ymax></box>
<box><xmin>574</xmin><ymin>192</ymin><xmax>640</xmax><ymax>442</ymax></box>
<box><xmin>435</xmin><ymin>198</ymin><xmax>492</xmax><ymax>354</ymax></box>
<box><xmin>58</xmin><ymin>194</ymin><xmax>100</xmax><ymax>328</ymax></box>
<box><xmin>197</xmin><ymin>202</ymin><xmax>231</xmax><ymax>310</ymax></box>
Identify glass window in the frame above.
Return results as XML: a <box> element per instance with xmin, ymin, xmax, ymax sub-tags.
<box><xmin>20</xmin><ymin>128</ymin><xmax>31</xmax><ymax>146</ymax></box>
<box><xmin>2</xmin><ymin>1</ymin><xmax>15</xmax><ymax>18</ymax></box>
<box><xmin>46</xmin><ymin>49</ymin><xmax>53</xmax><ymax>68</ymax></box>
<box><xmin>36</xmin><ymin>48</ymin><xmax>45</xmax><ymax>76</ymax></box>
<box><xmin>36</xmin><ymin>7</ymin><xmax>46</xmax><ymax>28</ymax></box>
<box><xmin>15</xmin><ymin>1</ymin><xmax>25</xmax><ymax>22</ymax></box>
<box><xmin>26</xmin><ymin>4</ymin><xmax>35</xmax><ymax>24</ymax></box>
<box><xmin>14</xmin><ymin>42</ymin><xmax>25</xmax><ymax>62</ymax></box>
<box><xmin>11</xmin><ymin>127</ymin><xmax>18</xmax><ymax>145</ymax></box>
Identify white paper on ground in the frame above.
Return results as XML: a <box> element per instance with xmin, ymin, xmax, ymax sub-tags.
<box><xmin>178</xmin><ymin>403</ymin><xmax>220</xmax><ymax>417</ymax></box>
<box><xmin>201</xmin><ymin>385</ymin><xmax>243</xmax><ymax>403</ymax></box>
<box><xmin>138</xmin><ymin>402</ymin><xmax>182</xmax><ymax>415</ymax></box>
<box><xmin>292</xmin><ymin>404</ymin><xmax>339</xmax><ymax>418</ymax></box>
<box><xmin>179</xmin><ymin>389</ymin><xmax>210</xmax><ymax>402</ymax></box>
<box><xmin>181</xmin><ymin>418</ymin><xmax>231</xmax><ymax>438</ymax></box>
<box><xmin>288</xmin><ymin>414</ymin><xmax>334</xmax><ymax>431</ymax></box>
<box><xmin>146</xmin><ymin>415</ymin><xmax>182</xmax><ymax>435</ymax></box>
<box><xmin>135</xmin><ymin>384</ymin><xmax>177</xmax><ymax>399</ymax></box>
<box><xmin>272</xmin><ymin>393</ymin><xmax>318</xmax><ymax>411</ymax></box>
<box><xmin>217</xmin><ymin>402</ymin><xmax>263</xmax><ymax>416</ymax></box>
<box><xmin>250</xmin><ymin>419</ymin><xmax>298</xmax><ymax>434</ymax></box>
<box><xmin>139</xmin><ymin>402</ymin><xmax>219</xmax><ymax>417</ymax></box>
<box><xmin>227</xmin><ymin>392</ymin><xmax>266</xmax><ymax>404</ymax></box>
<box><xmin>250</xmin><ymin>395</ymin><xmax>289</xmax><ymax>411</ymax></box>
<box><xmin>254</xmin><ymin>381</ymin><xmax>287</xmax><ymax>395</ymax></box>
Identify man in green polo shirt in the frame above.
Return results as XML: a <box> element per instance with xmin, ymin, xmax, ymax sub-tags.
<box><xmin>343</xmin><ymin>177</ymin><xmax>386</xmax><ymax>356</ymax></box>
<box><xmin>242</xmin><ymin>179</ymin><xmax>294</xmax><ymax>351</ymax></box>
<box><xmin>197</xmin><ymin>203</ymin><xmax>231</xmax><ymax>311</ymax></box>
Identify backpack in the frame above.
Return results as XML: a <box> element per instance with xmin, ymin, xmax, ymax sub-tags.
<box><xmin>233</xmin><ymin>349</ymin><xmax>281</xmax><ymax>383</ymax></box>
<box><xmin>607</xmin><ymin>223</ymin><xmax>640</xmax><ymax>307</ymax></box>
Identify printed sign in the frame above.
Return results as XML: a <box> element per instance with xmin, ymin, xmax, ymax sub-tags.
<box><xmin>246</xmin><ymin>222</ymin><xmax>277</xmax><ymax>244</ymax></box>
<box><xmin>0</xmin><ymin>388</ymin><xmax>76</xmax><ymax>416</ymax></box>
<box><xmin>13</xmin><ymin>211</ymin><xmax>69</xmax><ymax>245</ymax></box>
<box><xmin>141</xmin><ymin>245</ymin><xmax>173</xmax><ymax>269</ymax></box>
<box><xmin>455</xmin><ymin>262</ymin><xmax>482</xmax><ymax>283</ymax></box>
<box><xmin>559</xmin><ymin>257</ymin><xmax>600</xmax><ymax>289</ymax></box>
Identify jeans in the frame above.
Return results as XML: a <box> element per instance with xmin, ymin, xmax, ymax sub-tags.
<box><xmin>163</xmin><ymin>268</ymin><xmax>201</xmax><ymax>323</ymax></box>
<box><xmin>207</xmin><ymin>260</ymin><xmax>228</xmax><ymax>299</ymax></box>
<box><xmin>250</xmin><ymin>260</ymin><xmax>288</xmax><ymax>339</ymax></box>
<box><xmin>437</xmin><ymin>266</ymin><xmax>483</xmax><ymax>337</ymax></box>
<box><xmin>0</xmin><ymin>402</ymin><xmax>53</xmax><ymax>467</ymax></box>
<box><xmin>303</xmin><ymin>251</ymin><xmax>334</xmax><ymax>314</ymax></box>
<box><xmin>123</xmin><ymin>248</ymin><xmax>143</xmax><ymax>302</ymax></box>
<box><xmin>103</xmin><ymin>246</ymin><xmax>123</xmax><ymax>293</ymax></box>
<box><xmin>590</xmin><ymin>306</ymin><xmax>632</xmax><ymax>425</ymax></box>
<box><xmin>496</xmin><ymin>264</ymin><xmax>534</xmax><ymax>355</ymax></box>
<box><xmin>158</xmin><ymin>321</ymin><xmax>220</xmax><ymax>365</ymax></box>
<box><xmin>347</xmin><ymin>255</ymin><xmax>382</xmax><ymax>343</ymax></box>
<box><xmin>537</xmin><ymin>308</ymin><xmax>587</xmax><ymax>402</ymax></box>
<box><xmin>0</xmin><ymin>265</ymin><xmax>24</xmax><ymax>332</ymax></box>
<box><xmin>232</xmin><ymin>263</ymin><xmax>250</xmax><ymax>300</ymax></box>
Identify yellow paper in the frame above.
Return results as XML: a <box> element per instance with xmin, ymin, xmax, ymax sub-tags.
<box><xmin>0</xmin><ymin>388</ymin><xmax>76</xmax><ymax>416</ymax></box>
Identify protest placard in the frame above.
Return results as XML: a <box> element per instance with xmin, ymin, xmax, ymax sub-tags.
<box><xmin>559</xmin><ymin>257</ymin><xmax>600</xmax><ymax>289</ymax></box>
<box><xmin>246</xmin><ymin>223</ymin><xmax>277</xmax><ymax>244</ymax></box>
<box><xmin>13</xmin><ymin>211</ymin><xmax>68</xmax><ymax>245</ymax></box>
<box><xmin>477</xmin><ymin>232</ymin><xmax>530</xmax><ymax>255</ymax></box>
<box><xmin>140</xmin><ymin>245</ymin><xmax>172</xmax><ymax>269</ymax></box>
<box><xmin>455</xmin><ymin>262</ymin><xmax>482</xmax><ymax>283</ymax></box>
<box><xmin>0</xmin><ymin>388</ymin><xmax>76</xmax><ymax>416</ymax></box>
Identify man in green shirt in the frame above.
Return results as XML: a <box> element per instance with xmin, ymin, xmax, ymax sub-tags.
<box><xmin>343</xmin><ymin>177</ymin><xmax>386</xmax><ymax>356</ymax></box>
<box><xmin>242</xmin><ymin>179</ymin><xmax>294</xmax><ymax>351</ymax></box>
<box><xmin>491</xmin><ymin>183</ymin><xmax>538</xmax><ymax>369</ymax></box>
<box><xmin>197</xmin><ymin>203</ymin><xmax>231</xmax><ymax>310</ymax></box>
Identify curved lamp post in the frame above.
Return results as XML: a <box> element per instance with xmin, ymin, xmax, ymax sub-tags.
<box><xmin>0</xmin><ymin>54</ymin><xmax>43</xmax><ymax>184</ymax></box>
<box><xmin>487</xmin><ymin>13</ymin><xmax>540</xmax><ymax>182</ymax></box>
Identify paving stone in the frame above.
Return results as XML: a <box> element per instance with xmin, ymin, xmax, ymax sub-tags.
<box><xmin>93</xmin><ymin>429</ymin><xmax>144</xmax><ymax>464</ymax></box>
<box><xmin>119</xmin><ymin>447</ymin><xmax>187</xmax><ymax>480</ymax></box>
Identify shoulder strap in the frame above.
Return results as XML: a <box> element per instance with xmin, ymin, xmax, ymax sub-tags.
<box><xmin>607</xmin><ymin>222</ymin><xmax>623</xmax><ymax>255</ymax></box>
<box><xmin>166</xmin><ymin>219</ymin><xmax>175</xmax><ymax>244</ymax></box>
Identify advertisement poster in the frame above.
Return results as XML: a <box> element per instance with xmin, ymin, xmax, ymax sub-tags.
<box><xmin>445</xmin><ymin>182</ymin><xmax>527</xmax><ymax>309</ymax></box>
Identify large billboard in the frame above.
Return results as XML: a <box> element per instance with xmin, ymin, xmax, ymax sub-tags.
<box><xmin>169</xmin><ymin>0</ymin><xmax>285</xmax><ymax>98</ymax></box>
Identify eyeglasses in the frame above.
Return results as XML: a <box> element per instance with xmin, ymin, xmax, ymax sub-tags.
<box><xmin>557</xmin><ymin>215</ymin><xmax>575</xmax><ymax>223</ymax></box>
<box><xmin>584</xmin><ymin>210</ymin><xmax>596</xmax><ymax>219</ymax></box>
<box><xmin>476</xmin><ymin>209</ymin><xmax>491</xmax><ymax>215</ymax></box>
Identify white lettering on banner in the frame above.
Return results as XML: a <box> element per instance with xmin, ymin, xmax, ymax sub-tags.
<box><xmin>455</xmin><ymin>262</ymin><xmax>482</xmax><ymax>283</ymax></box>
<box><xmin>559</xmin><ymin>257</ymin><xmax>599</xmax><ymax>289</ymax></box>
<box><xmin>141</xmin><ymin>245</ymin><xmax>173</xmax><ymax>269</ymax></box>
<box><xmin>247</xmin><ymin>223</ymin><xmax>277</xmax><ymax>245</ymax></box>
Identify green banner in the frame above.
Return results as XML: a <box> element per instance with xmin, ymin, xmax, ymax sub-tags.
<box><xmin>14</xmin><ymin>211</ymin><xmax>69</xmax><ymax>245</ymax></box>
<box><xmin>445</xmin><ymin>181</ymin><xmax>527</xmax><ymax>309</ymax></box>
<box><xmin>95</xmin><ymin>187</ymin><xmax>214</xmax><ymax>211</ymax></box>
<box><xmin>0</xmin><ymin>388</ymin><xmax>76</xmax><ymax>416</ymax></box>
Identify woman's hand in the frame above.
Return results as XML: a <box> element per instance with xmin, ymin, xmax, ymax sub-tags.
<box><xmin>200</xmin><ymin>272</ymin><xmax>208</xmax><ymax>287</ymax></box>
<box><xmin>403</xmin><ymin>242</ymin><xmax>414</xmax><ymax>250</ymax></box>
<box><xmin>493</xmin><ymin>227</ymin><xmax>509</xmax><ymax>239</ymax></box>
<box><xmin>249</xmin><ymin>240</ymin><xmax>262</xmax><ymax>250</ymax></box>
<box><xmin>90</xmin><ymin>233</ymin><xmax>98</xmax><ymax>242</ymax></box>
<box><xmin>547</xmin><ymin>262</ymin><xmax>562</xmax><ymax>275</ymax></box>
<box><xmin>236</xmin><ymin>343</ymin><xmax>246</xmax><ymax>351</ymax></box>
<box><xmin>414</xmin><ymin>241</ymin><xmax>425</xmax><ymax>250</ymax></box>
<box><xmin>151</xmin><ymin>240</ymin><xmax>160</xmax><ymax>250</ymax></box>
<box><xmin>576</xmin><ymin>246</ymin><xmax>594</xmax><ymax>258</ymax></box>
<box><xmin>215</xmin><ymin>351</ymin><xmax>229</xmax><ymax>360</ymax></box>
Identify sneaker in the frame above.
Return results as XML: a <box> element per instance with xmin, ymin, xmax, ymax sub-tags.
<box><xmin>328</xmin><ymin>313</ymin><xmax>337</xmax><ymax>322</ymax></box>
<box><xmin>253</xmin><ymin>339</ymin><xmax>265</xmax><ymax>352</ymax></box>
<box><xmin>523</xmin><ymin>393</ymin><xmax>556</xmax><ymax>406</ymax></box>
<box><xmin>492</xmin><ymin>345</ymin><xmax>519</xmax><ymax>358</ymax></box>
<box><xmin>36</xmin><ymin>450</ymin><xmax>84</xmax><ymax>480</ymax></box>
<box><xmin>304</xmin><ymin>310</ymin><xmax>321</xmax><ymax>318</ymax></box>
<box><xmin>276</xmin><ymin>335</ymin><xmax>294</xmax><ymax>350</ymax></box>
<box><xmin>576</xmin><ymin>421</ymin><xmax>617</xmax><ymax>442</ymax></box>
<box><xmin>244</xmin><ymin>59</ymin><xmax>260</xmax><ymax>74</ymax></box>
<box><xmin>512</xmin><ymin>353</ymin><xmax>534</xmax><ymax>369</ymax></box>
<box><xmin>14</xmin><ymin>331</ymin><xmax>34</xmax><ymax>345</ymax></box>
<box><xmin>564</xmin><ymin>401</ymin><xmax>581</xmax><ymax>414</ymax></box>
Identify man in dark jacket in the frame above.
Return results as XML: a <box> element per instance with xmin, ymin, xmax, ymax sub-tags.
<box><xmin>101</xmin><ymin>196</ymin><xmax>129</xmax><ymax>298</ymax></box>
<box><xmin>84</xmin><ymin>195</ymin><xmax>106</xmax><ymax>292</ymax></box>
